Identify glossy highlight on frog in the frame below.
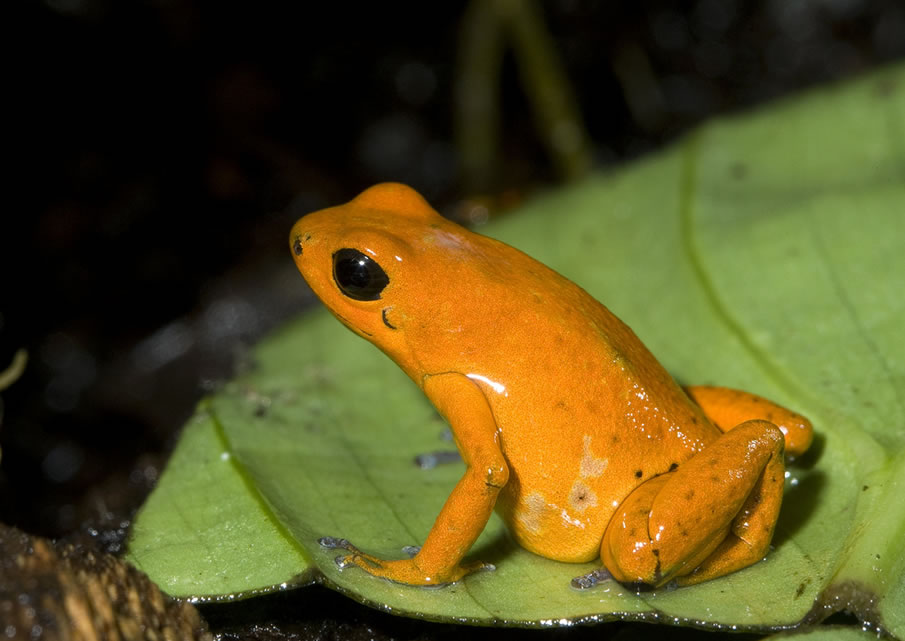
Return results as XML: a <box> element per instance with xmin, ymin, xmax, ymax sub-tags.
<box><xmin>289</xmin><ymin>183</ymin><xmax>813</xmax><ymax>588</ymax></box>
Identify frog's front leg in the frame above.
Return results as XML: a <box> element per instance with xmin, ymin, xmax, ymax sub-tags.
<box><xmin>328</xmin><ymin>372</ymin><xmax>507</xmax><ymax>586</ymax></box>
<box><xmin>599</xmin><ymin>419</ymin><xmax>785</xmax><ymax>587</ymax></box>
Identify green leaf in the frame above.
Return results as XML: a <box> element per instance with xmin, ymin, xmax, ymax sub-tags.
<box><xmin>127</xmin><ymin>65</ymin><xmax>905</xmax><ymax>635</ymax></box>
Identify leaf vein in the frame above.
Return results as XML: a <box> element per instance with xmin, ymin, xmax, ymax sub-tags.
<box><xmin>678</xmin><ymin>134</ymin><xmax>823</xmax><ymax>416</ymax></box>
<box><xmin>808</xmin><ymin>221</ymin><xmax>905</xmax><ymax>430</ymax></box>
<box><xmin>206</xmin><ymin>400</ymin><xmax>313</xmax><ymax>566</ymax></box>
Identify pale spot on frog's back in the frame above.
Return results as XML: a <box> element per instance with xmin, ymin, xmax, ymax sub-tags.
<box><xmin>568</xmin><ymin>479</ymin><xmax>598</xmax><ymax>513</ymax></box>
<box><xmin>426</xmin><ymin>228</ymin><xmax>467</xmax><ymax>250</ymax></box>
<box><xmin>518</xmin><ymin>491</ymin><xmax>547</xmax><ymax>535</ymax></box>
<box><xmin>579</xmin><ymin>435</ymin><xmax>608</xmax><ymax>478</ymax></box>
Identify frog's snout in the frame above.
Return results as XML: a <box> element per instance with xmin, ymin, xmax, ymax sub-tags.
<box><xmin>290</xmin><ymin>225</ymin><xmax>313</xmax><ymax>258</ymax></box>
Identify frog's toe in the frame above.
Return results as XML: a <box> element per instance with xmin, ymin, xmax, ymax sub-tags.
<box><xmin>318</xmin><ymin>536</ymin><xmax>356</xmax><ymax>551</ymax></box>
<box><xmin>571</xmin><ymin>567</ymin><xmax>612</xmax><ymax>590</ymax></box>
<box><xmin>318</xmin><ymin>537</ymin><xmax>382</xmax><ymax>571</ymax></box>
<box><xmin>336</xmin><ymin>552</ymin><xmax>385</xmax><ymax>572</ymax></box>
<box><xmin>334</xmin><ymin>554</ymin><xmax>356</xmax><ymax>570</ymax></box>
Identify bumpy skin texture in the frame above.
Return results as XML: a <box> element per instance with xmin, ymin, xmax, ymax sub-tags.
<box><xmin>289</xmin><ymin>183</ymin><xmax>813</xmax><ymax>588</ymax></box>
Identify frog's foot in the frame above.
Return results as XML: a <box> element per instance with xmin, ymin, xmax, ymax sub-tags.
<box><xmin>318</xmin><ymin>536</ymin><xmax>356</xmax><ymax>551</ymax></box>
<box><xmin>317</xmin><ymin>536</ymin><xmax>493</xmax><ymax>585</ymax></box>
<box><xmin>600</xmin><ymin>420</ymin><xmax>786</xmax><ymax>588</ymax></box>
<box><xmin>571</xmin><ymin>567</ymin><xmax>613</xmax><ymax>590</ymax></box>
<box><xmin>318</xmin><ymin>536</ymin><xmax>371</xmax><ymax>569</ymax></box>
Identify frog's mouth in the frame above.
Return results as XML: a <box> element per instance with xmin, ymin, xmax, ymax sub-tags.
<box><xmin>333</xmin><ymin>311</ymin><xmax>373</xmax><ymax>338</ymax></box>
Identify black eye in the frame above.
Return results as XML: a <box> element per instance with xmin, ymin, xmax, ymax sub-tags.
<box><xmin>332</xmin><ymin>248</ymin><xmax>389</xmax><ymax>301</ymax></box>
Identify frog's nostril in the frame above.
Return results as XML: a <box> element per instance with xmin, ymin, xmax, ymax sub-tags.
<box><xmin>292</xmin><ymin>236</ymin><xmax>303</xmax><ymax>256</ymax></box>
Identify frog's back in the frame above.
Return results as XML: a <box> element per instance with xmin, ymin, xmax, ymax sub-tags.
<box><xmin>404</xmin><ymin>226</ymin><xmax>719</xmax><ymax>561</ymax></box>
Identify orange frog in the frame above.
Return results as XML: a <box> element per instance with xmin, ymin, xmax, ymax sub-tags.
<box><xmin>289</xmin><ymin>183</ymin><xmax>813</xmax><ymax>589</ymax></box>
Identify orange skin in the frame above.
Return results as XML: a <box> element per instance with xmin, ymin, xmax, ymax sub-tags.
<box><xmin>289</xmin><ymin>183</ymin><xmax>813</xmax><ymax>588</ymax></box>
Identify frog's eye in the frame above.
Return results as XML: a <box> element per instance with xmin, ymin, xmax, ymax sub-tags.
<box><xmin>332</xmin><ymin>248</ymin><xmax>389</xmax><ymax>301</ymax></box>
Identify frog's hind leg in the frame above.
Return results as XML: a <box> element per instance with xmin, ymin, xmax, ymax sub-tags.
<box><xmin>599</xmin><ymin>419</ymin><xmax>785</xmax><ymax>587</ymax></box>
<box><xmin>685</xmin><ymin>385</ymin><xmax>813</xmax><ymax>456</ymax></box>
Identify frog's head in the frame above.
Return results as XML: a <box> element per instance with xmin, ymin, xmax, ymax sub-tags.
<box><xmin>289</xmin><ymin>183</ymin><xmax>449</xmax><ymax>371</ymax></box>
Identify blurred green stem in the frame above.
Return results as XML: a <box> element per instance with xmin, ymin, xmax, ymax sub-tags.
<box><xmin>456</xmin><ymin>0</ymin><xmax>592</xmax><ymax>193</ymax></box>
<box><xmin>0</xmin><ymin>349</ymin><xmax>27</xmax><ymax>391</ymax></box>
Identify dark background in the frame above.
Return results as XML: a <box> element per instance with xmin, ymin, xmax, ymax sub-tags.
<box><xmin>2</xmin><ymin>1</ymin><xmax>903</xmax><ymax>637</ymax></box>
